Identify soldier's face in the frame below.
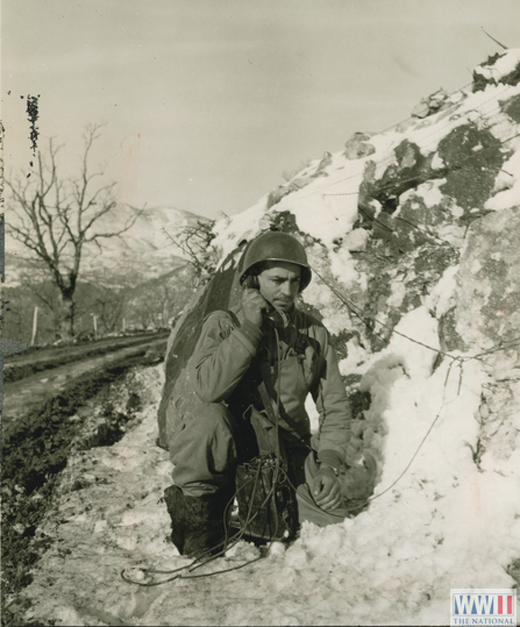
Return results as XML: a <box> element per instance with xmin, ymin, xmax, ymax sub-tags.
<box><xmin>258</xmin><ymin>261</ymin><xmax>301</xmax><ymax>312</ymax></box>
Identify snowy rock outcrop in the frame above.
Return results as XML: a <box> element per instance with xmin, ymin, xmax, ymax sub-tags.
<box><xmin>157</xmin><ymin>48</ymin><xmax>520</xmax><ymax>621</ymax></box>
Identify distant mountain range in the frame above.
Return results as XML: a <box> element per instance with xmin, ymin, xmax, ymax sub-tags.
<box><xmin>80</xmin><ymin>205</ymin><xmax>208</xmax><ymax>288</ymax></box>
<box><xmin>5</xmin><ymin>205</ymin><xmax>209</xmax><ymax>289</ymax></box>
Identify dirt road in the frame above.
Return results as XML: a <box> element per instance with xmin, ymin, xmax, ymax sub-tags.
<box><xmin>2</xmin><ymin>336</ymin><xmax>167</xmax><ymax>435</ymax></box>
<box><xmin>1</xmin><ymin>334</ymin><xmax>170</xmax><ymax>626</ymax></box>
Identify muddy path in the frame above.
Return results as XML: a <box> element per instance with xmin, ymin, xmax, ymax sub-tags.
<box><xmin>5</xmin><ymin>365</ymin><xmax>274</xmax><ymax>627</ymax></box>
<box><xmin>1</xmin><ymin>335</ymin><xmax>170</xmax><ymax>627</ymax></box>
<box><xmin>3</xmin><ymin>332</ymin><xmax>169</xmax><ymax>383</ymax></box>
<box><xmin>2</xmin><ymin>335</ymin><xmax>168</xmax><ymax>438</ymax></box>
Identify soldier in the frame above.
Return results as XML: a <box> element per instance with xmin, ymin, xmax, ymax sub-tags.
<box><xmin>165</xmin><ymin>231</ymin><xmax>352</xmax><ymax>557</ymax></box>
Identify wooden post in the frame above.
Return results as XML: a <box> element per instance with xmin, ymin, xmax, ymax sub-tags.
<box><xmin>92</xmin><ymin>314</ymin><xmax>98</xmax><ymax>340</ymax></box>
<box><xmin>30</xmin><ymin>306</ymin><xmax>39</xmax><ymax>346</ymax></box>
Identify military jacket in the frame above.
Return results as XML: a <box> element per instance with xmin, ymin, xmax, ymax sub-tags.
<box><xmin>191</xmin><ymin>305</ymin><xmax>351</xmax><ymax>469</ymax></box>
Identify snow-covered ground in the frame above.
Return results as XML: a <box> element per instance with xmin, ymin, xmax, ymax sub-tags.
<box><xmin>21</xmin><ymin>353</ymin><xmax>519</xmax><ymax>625</ymax></box>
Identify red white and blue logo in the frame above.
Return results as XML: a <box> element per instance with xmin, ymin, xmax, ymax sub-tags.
<box><xmin>451</xmin><ymin>589</ymin><xmax>516</xmax><ymax>626</ymax></box>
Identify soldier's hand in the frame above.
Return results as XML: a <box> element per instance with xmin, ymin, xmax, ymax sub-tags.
<box><xmin>241</xmin><ymin>288</ymin><xmax>268</xmax><ymax>327</ymax></box>
<box><xmin>313</xmin><ymin>466</ymin><xmax>342</xmax><ymax>510</ymax></box>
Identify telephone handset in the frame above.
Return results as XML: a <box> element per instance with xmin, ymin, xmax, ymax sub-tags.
<box><xmin>242</xmin><ymin>275</ymin><xmax>288</xmax><ymax>329</ymax></box>
<box><xmin>242</xmin><ymin>274</ymin><xmax>261</xmax><ymax>291</ymax></box>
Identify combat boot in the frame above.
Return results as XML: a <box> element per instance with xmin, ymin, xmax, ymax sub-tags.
<box><xmin>164</xmin><ymin>485</ymin><xmax>232</xmax><ymax>558</ymax></box>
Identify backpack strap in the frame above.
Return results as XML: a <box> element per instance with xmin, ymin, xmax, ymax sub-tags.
<box><xmin>225</xmin><ymin>309</ymin><xmax>240</xmax><ymax>327</ymax></box>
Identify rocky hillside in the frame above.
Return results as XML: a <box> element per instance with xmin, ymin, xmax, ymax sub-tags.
<box><xmin>163</xmin><ymin>48</ymin><xmax>520</xmax><ymax>468</ymax></box>
<box><xmin>159</xmin><ymin>47</ymin><xmax>520</xmax><ymax>618</ymax></box>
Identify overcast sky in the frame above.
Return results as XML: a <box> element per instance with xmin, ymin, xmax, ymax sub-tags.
<box><xmin>3</xmin><ymin>0</ymin><xmax>520</xmax><ymax>220</ymax></box>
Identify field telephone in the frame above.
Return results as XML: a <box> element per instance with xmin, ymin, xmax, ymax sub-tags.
<box><xmin>242</xmin><ymin>275</ymin><xmax>289</xmax><ymax>329</ymax></box>
<box><xmin>232</xmin><ymin>282</ymin><xmax>298</xmax><ymax>542</ymax></box>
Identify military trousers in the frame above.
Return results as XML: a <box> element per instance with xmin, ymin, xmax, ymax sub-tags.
<box><xmin>169</xmin><ymin>402</ymin><xmax>349</xmax><ymax>527</ymax></box>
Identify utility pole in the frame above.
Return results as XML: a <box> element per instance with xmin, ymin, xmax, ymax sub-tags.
<box><xmin>30</xmin><ymin>306</ymin><xmax>39</xmax><ymax>346</ymax></box>
<box><xmin>91</xmin><ymin>313</ymin><xmax>98</xmax><ymax>340</ymax></box>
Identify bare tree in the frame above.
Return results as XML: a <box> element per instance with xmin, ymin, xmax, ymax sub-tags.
<box><xmin>6</xmin><ymin>124</ymin><xmax>140</xmax><ymax>341</ymax></box>
<box><xmin>165</xmin><ymin>219</ymin><xmax>218</xmax><ymax>283</ymax></box>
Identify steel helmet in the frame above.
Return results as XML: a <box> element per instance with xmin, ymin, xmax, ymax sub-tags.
<box><xmin>239</xmin><ymin>231</ymin><xmax>312</xmax><ymax>292</ymax></box>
